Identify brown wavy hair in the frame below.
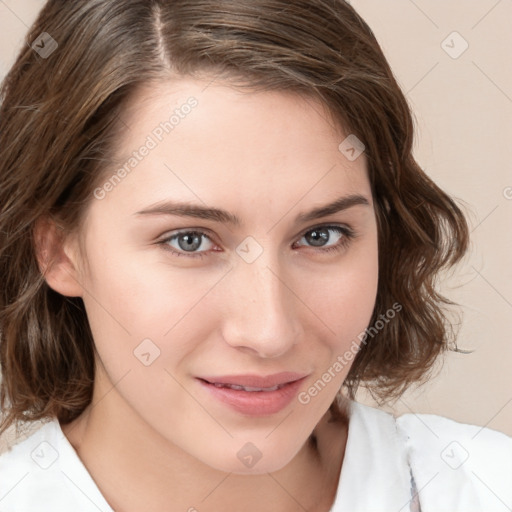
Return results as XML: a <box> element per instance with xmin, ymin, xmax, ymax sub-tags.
<box><xmin>0</xmin><ymin>0</ymin><xmax>469</xmax><ymax>435</ymax></box>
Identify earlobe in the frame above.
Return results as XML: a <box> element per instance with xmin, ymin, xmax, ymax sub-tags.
<box><xmin>33</xmin><ymin>217</ymin><xmax>84</xmax><ymax>298</ymax></box>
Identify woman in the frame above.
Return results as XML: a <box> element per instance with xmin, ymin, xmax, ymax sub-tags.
<box><xmin>0</xmin><ymin>1</ymin><xmax>510</xmax><ymax>511</ymax></box>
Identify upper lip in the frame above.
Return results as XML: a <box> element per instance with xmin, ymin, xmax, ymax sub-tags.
<box><xmin>198</xmin><ymin>372</ymin><xmax>308</xmax><ymax>388</ymax></box>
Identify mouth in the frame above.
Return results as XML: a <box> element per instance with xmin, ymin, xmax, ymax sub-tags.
<box><xmin>196</xmin><ymin>373</ymin><xmax>308</xmax><ymax>416</ymax></box>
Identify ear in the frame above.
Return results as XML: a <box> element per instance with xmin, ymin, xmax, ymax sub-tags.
<box><xmin>33</xmin><ymin>216</ymin><xmax>84</xmax><ymax>297</ymax></box>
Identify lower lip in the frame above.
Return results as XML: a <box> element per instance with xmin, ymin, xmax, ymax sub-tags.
<box><xmin>197</xmin><ymin>377</ymin><xmax>306</xmax><ymax>416</ymax></box>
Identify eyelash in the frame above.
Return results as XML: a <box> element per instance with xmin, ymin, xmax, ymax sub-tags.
<box><xmin>157</xmin><ymin>224</ymin><xmax>356</xmax><ymax>260</ymax></box>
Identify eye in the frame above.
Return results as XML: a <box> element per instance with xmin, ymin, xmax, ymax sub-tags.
<box><xmin>293</xmin><ymin>224</ymin><xmax>355</xmax><ymax>254</ymax></box>
<box><xmin>158</xmin><ymin>230</ymin><xmax>217</xmax><ymax>259</ymax></box>
<box><xmin>157</xmin><ymin>224</ymin><xmax>356</xmax><ymax>259</ymax></box>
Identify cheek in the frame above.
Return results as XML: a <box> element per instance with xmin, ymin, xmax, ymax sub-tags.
<box><xmin>79</xmin><ymin>240</ymin><xmax>223</xmax><ymax>375</ymax></box>
<box><xmin>294</xmin><ymin>241</ymin><xmax>378</xmax><ymax>404</ymax></box>
<box><xmin>304</xmin><ymin>238</ymin><xmax>379</xmax><ymax>347</ymax></box>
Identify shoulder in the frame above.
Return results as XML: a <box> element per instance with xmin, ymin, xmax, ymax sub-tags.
<box><xmin>396</xmin><ymin>410</ymin><xmax>512</xmax><ymax>512</ymax></box>
<box><xmin>0</xmin><ymin>418</ymin><xmax>113</xmax><ymax>511</ymax></box>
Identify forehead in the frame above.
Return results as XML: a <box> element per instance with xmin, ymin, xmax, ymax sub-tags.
<box><xmin>97</xmin><ymin>77</ymin><xmax>371</xmax><ymax>220</ymax></box>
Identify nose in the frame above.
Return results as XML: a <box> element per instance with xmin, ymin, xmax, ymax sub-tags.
<box><xmin>220</xmin><ymin>254</ymin><xmax>303</xmax><ymax>359</ymax></box>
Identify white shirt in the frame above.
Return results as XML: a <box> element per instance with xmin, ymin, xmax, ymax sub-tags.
<box><xmin>0</xmin><ymin>401</ymin><xmax>511</xmax><ymax>511</ymax></box>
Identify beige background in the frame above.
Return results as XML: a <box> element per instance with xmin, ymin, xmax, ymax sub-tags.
<box><xmin>0</xmin><ymin>0</ymin><xmax>511</xmax><ymax>443</ymax></box>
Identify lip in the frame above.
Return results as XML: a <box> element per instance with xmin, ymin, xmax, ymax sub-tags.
<box><xmin>196</xmin><ymin>374</ymin><xmax>308</xmax><ymax>416</ymax></box>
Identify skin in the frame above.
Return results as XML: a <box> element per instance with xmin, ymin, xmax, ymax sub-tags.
<box><xmin>39</xmin><ymin>77</ymin><xmax>379</xmax><ymax>511</ymax></box>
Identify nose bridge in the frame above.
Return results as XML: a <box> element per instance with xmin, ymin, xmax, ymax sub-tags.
<box><xmin>222</xmin><ymin>248</ymin><xmax>301</xmax><ymax>358</ymax></box>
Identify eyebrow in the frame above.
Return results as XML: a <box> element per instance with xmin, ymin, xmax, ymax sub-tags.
<box><xmin>134</xmin><ymin>194</ymin><xmax>370</xmax><ymax>226</ymax></box>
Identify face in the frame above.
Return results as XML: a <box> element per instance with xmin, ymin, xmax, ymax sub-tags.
<box><xmin>68</xmin><ymin>78</ymin><xmax>378</xmax><ymax>474</ymax></box>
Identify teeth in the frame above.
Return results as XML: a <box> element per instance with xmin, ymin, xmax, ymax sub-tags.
<box><xmin>243</xmin><ymin>385</ymin><xmax>280</xmax><ymax>392</ymax></box>
<box><xmin>212</xmin><ymin>382</ymin><xmax>285</xmax><ymax>392</ymax></box>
